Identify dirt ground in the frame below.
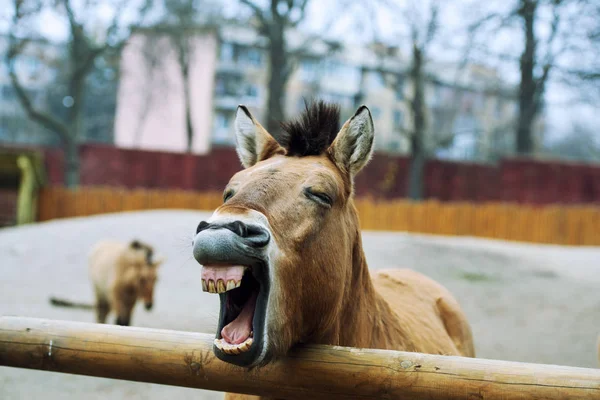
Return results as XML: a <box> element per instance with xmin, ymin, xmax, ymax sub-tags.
<box><xmin>1</xmin><ymin>210</ymin><xmax>599</xmax><ymax>399</ymax></box>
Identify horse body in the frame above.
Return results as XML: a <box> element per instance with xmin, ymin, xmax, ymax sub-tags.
<box><xmin>191</xmin><ymin>102</ymin><xmax>474</xmax><ymax>400</ymax></box>
<box><xmin>89</xmin><ymin>239</ymin><xmax>162</xmax><ymax>326</ymax></box>
<box><xmin>371</xmin><ymin>269</ymin><xmax>474</xmax><ymax>357</ymax></box>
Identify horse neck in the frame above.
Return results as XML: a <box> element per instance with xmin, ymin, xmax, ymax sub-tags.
<box><xmin>315</xmin><ymin>220</ymin><xmax>413</xmax><ymax>350</ymax></box>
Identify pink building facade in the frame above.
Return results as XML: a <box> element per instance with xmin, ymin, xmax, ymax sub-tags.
<box><xmin>114</xmin><ymin>31</ymin><xmax>217</xmax><ymax>154</ymax></box>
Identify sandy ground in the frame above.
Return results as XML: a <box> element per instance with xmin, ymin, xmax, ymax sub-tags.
<box><xmin>1</xmin><ymin>210</ymin><xmax>599</xmax><ymax>399</ymax></box>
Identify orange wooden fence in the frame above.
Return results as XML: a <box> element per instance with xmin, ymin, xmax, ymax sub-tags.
<box><xmin>38</xmin><ymin>186</ymin><xmax>600</xmax><ymax>246</ymax></box>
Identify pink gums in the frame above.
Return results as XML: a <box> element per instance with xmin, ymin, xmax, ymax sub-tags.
<box><xmin>201</xmin><ymin>265</ymin><xmax>246</xmax><ymax>282</ymax></box>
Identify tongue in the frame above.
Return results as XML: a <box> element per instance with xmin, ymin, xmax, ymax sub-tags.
<box><xmin>221</xmin><ymin>290</ymin><xmax>257</xmax><ymax>345</ymax></box>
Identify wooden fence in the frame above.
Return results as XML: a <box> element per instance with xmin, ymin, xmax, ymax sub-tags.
<box><xmin>37</xmin><ymin>186</ymin><xmax>600</xmax><ymax>246</ymax></box>
<box><xmin>2</xmin><ymin>316</ymin><xmax>600</xmax><ymax>399</ymax></box>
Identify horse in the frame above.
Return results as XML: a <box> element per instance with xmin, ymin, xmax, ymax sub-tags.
<box><xmin>192</xmin><ymin>101</ymin><xmax>474</xmax><ymax>399</ymax></box>
<box><xmin>89</xmin><ymin>239</ymin><xmax>163</xmax><ymax>326</ymax></box>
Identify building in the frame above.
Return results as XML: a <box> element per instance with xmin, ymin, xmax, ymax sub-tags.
<box><xmin>114</xmin><ymin>23</ymin><xmax>540</xmax><ymax>161</ymax></box>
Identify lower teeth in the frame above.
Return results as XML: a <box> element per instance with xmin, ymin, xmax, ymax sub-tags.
<box><xmin>214</xmin><ymin>337</ymin><xmax>253</xmax><ymax>354</ymax></box>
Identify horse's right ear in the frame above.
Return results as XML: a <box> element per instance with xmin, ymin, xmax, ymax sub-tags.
<box><xmin>329</xmin><ymin>105</ymin><xmax>374</xmax><ymax>177</ymax></box>
<box><xmin>234</xmin><ymin>105</ymin><xmax>285</xmax><ymax>168</ymax></box>
<box><xmin>130</xmin><ymin>240</ymin><xmax>142</xmax><ymax>249</ymax></box>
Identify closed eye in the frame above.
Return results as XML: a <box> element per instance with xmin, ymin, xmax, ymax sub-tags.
<box><xmin>304</xmin><ymin>188</ymin><xmax>333</xmax><ymax>207</ymax></box>
<box><xmin>223</xmin><ymin>189</ymin><xmax>234</xmax><ymax>203</ymax></box>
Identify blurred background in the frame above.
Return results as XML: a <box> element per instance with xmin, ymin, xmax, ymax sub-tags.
<box><xmin>0</xmin><ymin>0</ymin><xmax>599</xmax><ymax>398</ymax></box>
<box><xmin>0</xmin><ymin>0</ymin><xmax>599</xmax><ymax>212</ymax></box>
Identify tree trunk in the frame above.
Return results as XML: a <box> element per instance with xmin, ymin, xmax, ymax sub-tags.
<box><xmin>66</xmin><ymin>66</ymin><xmax>85</xmax><ymax>188</ymax></box>
<box><xmin>408</xmin><ymin>150</ymin><xmax>426</xmax><ymax>200</ymax></box>
<box><xmin>182</xmin><ymin>63</ymin><xmax>194</xmax><ymax>152</ymax></box>
<box><xmin>266</xmin><ymin>16</ymin><xmax>287</xmax><ymax>134</ymax></box>
<box><xmin>64</xmin><ymin>137</ymin><xmax>79</xmax><ymax>188</ymax></box>
<box><xmin>516</xmin><ymin>0</ymin><xmax>537</xmax><ymax>155</ymax></box>
<box><xmin>407</xmin><ymin>44</ymin><xmax>426</xmax><ymax>200</ymax></box>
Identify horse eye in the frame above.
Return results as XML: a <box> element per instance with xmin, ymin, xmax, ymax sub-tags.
<box><xmin>304</xmin><ymin>188</ymin><xmax>332</xmax><ymax>207</ymax></box>
<box><xmin>223</xmin><ymin>190</ymin><xmax>234</xmax><ymax>203</ymax></box>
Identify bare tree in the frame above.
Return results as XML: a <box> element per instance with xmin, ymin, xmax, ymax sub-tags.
<box><xmin>237</xmin><ymin>0</ymin><xmax>347</xmax><ymax>133</ymax></box>
<box><xmin>377</xmin><ymin>1</ymin><xmax>458</xmax><ymax>200</ymax></box>
<box><xmin>468</xmin><ymin>0</ymin><xmax>600</xmax><ymax>156</ymax></box>
<box><xmin>161</xmin><ymin>0</ymin><xmax>219</xmax><ymax>152</ymax></box>
<box><xmin>6</xmin><ymin>0</ymin><xmax>149</xmax><ymax>187</ymax></box>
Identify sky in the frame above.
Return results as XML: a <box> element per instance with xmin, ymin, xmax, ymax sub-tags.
<box><xmin>1</xmin><ymin>0</ymin><xmax>598</xmax><ymax>143</ymax></box>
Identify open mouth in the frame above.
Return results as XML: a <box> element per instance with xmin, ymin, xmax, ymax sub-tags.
<box><xmin>202</xmin><ymin>264</ymin><xmax>268</xmax><ymax>366</ymax></box>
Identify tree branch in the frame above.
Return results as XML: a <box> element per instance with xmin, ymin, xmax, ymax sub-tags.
<box><xmin>6</xmin><ymin>2</ymin><xmax>70</xmax><ymax>142</ymax></box>
<box><xmin>532</xmin><ymin>0</ymin><xmax>562</xmax><ymax>115</ymax></box>
<box><xmin>240</xmin><ymin>0</ymin><xmax>267</xmax><ymax>27</ymax></box>
<box><xmin>289</xmin><ymin>0</ymin><xmax>309</xmax><ymax>27</ymax></box>
<box><xmin>6</xmin><ymin>51</ymin><xmax>70</xmax><ymax>142</ymax></box>
<box><xmin>423</xmin><ymin>1</ymin><xmax>439</xmax><ymax>49</ymax></box>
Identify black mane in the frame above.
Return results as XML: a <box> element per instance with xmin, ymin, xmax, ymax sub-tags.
<box><xmin>276</xmin><ymin>100</ymin><xmax>341</xmax><ymax>157</ymax></box>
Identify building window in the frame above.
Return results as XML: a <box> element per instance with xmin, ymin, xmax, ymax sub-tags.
<box><xmin>220</xmin><ymin>43</ymin><xmax>234</xmax><ymax>62</ymax></box>
<box><xmin>395</xmin><ymin>77</ymin><xmax>404</xmax><ymax>100</ymax></box>
<box><xmin>213</xmin><ymin>112</ymin><xmax>233</xmax><ymax>145</ymax></box>
<box><xmin>239</xmin><ymin>47</ymin><xmax>262</xmax><ymax>66</ymax></box>
<box><xmin>215</xmin><ymin>112</ymin><xmax>230</xmax><ymax>130</ymax></box>
<box><xmin>393</xmin><ymin>110</ymin><xmax>403</xmax><ymax>129</ymax></box>
<box><xmin>214</xmin><ymin>74</ymin><xmax>241</xmax><ymax>97</ymax></box>
<box><xmin>245</xmin><ymin>85</ymin><xmax>259</xmax><ymax>99</ymax></box>
<box><xmin>495</xmin><ymin>98</ymin><xmax>504</xmax><ymax>118</ymax></box>
<box><xmin>215</xmin><ymin>78</ymin><xmax>225</xmax><ymax>96</ymax></box>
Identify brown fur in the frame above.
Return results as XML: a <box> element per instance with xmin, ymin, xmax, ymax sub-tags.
<box><xmin>223</xmin><ymin>102</ymin><xmax>474</xmax><ymax>399</ymax></box>
<box><xmin>88</xmin><ymin>240</ymin><xmax>162</xmax><ymax>326</ymax></box>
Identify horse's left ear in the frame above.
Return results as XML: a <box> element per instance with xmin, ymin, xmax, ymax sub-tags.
<box><xmin>329</xmin><ymin>105</ymin><xmax>374</xmax><ymax>176</ymax></box>
<box><xmin>152</xmin><ymin>256</ymin><xmax>165</xmax><ymax>267</ymax></box>
<box><xmin>234</xmin><ymin>105</ymin><xmax>285</xmax><ymax>168</ymax></box>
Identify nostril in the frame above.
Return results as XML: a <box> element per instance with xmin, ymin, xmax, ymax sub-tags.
<box><xmin>196</xmin><ymin>221</ymin><xmax>210</xmax><ymax>234</ymax></box>
<box><xmin>229</xmin><ymin>221</ymin><xmax>248</xmax><ymax>237</ymax></box>
<box><xmin>245</xmin><ymin>225</ymin><xmax>270</xmax><ymax>247</ymax></box>
<box><xmin>221</xmin><ymin>221</ymin><xmax>270</xmax><ymax>247</ymax></box>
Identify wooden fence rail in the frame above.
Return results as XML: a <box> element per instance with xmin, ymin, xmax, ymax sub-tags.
<box><xmin>1</xmin><ymin>317</ymin><xmax>600</xmax><ymax>399</ymax></box>
<box><xmin>37</xmin><ymin>186</ymin><xmax>600</xmax><ymax>246</ymax></box>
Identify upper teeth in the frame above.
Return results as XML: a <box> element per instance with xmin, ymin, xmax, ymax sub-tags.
<box><xmin>202</xmin><ymin>279</ymin><xmax>241</xmax><ymax>294</ymax></box>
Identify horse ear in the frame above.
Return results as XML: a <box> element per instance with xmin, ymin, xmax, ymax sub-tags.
<box><xmin>234</xmin><ymin>105</ymin><xmax>284</xmax><ymax>168</ymax></box>
<box><xmin>329</xmin><ymin>105</ymin><xmax>374</xmax><ymax>176</ymax></box>
<box><xmin>152</xmin><ymin>256</ymin><xmax>165</xmax><ymax>267</ymax></box>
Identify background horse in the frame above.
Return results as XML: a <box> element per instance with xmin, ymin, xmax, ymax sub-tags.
<box><xmin>89</xmin><ymin>239</ymin><xmax>162</xmax><ymax>326</ymax></box>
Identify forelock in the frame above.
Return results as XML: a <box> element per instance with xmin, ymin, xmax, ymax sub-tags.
<box><xmin>275</xmin><ymin>100</ymin><xmax>341</xmax><ymax>157</ymax></box>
